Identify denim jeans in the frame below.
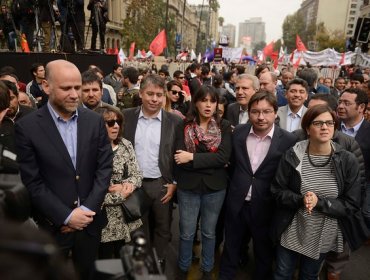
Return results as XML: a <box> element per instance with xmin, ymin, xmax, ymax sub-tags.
<box><xmin>177</xmin><ymin>188</ymin><xmax>226</xmax><ymax>272</ymax></box>
<box><xmin>274</xmin><ymin>245</ymin><xmax>326</xmax><ymax>280</ymax></box>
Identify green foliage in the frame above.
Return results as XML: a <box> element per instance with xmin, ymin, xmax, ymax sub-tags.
<box><xmin>252</xmin><ymin>41</ymin><xmax>266</xmax><ymax>56</ymax></box>
<box><xmin>282</xmin><ymin>12</ymin><xmax>346</xmax><ymax>52</ymax></box>
<box><xmin>218</xmin><ymin>16</ymin><xmax>224</xmax><ymax>27</ymax></box>
<box><xmin>122</xmin><ymin>0</ymin><xmax>172</xmax><ymax>55</ymax></box>
<box><xmin>208</xmin><ymin>0</ymin><xmax>220</xmax><ymax>12</ymax></box>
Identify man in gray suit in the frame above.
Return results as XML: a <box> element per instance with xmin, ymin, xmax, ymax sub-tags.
<box><xmin>122</xmin><ymin>74</ymin><xmax>183</xmax><ymax>270</ymax></box>
<box><xmin>226</xmin><ymin>74</ymin><xmax>259</xmax><ymax>127</ymax></box>
<box><xmin>277</xmin><ymin>78</ymin><xmax>308</xmax><ymax>132</ymax></box>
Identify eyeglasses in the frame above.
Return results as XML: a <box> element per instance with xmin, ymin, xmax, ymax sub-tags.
<box><xmin>338</xmin><ymin>100</ymin><xmax>356</xmax><ymax>106</ymax></box>
<box><xmin>105</xmin><ymin>119</ymin><xmax>119</xmax><ymax>127</ymax></box>
<box><xmin>171</xmin><ymin>90</ymin><xmax>182</xmax><ymax>96</ymax></box>
<box><xmin>178</xmin><ymin>76</ymin><xmax>185</xmax><ymax>79</ymax></box>
<box><xmin>249</xmin><ymin>109</ymin><xmax>274</xmax><ymax>116</ymax></box>
<box><xmin>311</xmin><ymin>120</ymin><xmax>335</xmax><ymax>128</ymax></box>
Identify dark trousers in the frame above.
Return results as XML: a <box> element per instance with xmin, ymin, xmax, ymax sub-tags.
<box><xmin>91</xmin><ymin>22</ymin><xmax>106</xmax><ymax>50</ymax></box>
<box><xmin>55</xmin><ymin>229</ymin><xmax>100</xmax><ymax>280</ymax></box>
<box><xmin>220</xmin><ymin>201</ymin><xmax>274</xmax><ymax>280</ymax></box>
<box><xmin>140</xmin><ymin>178</ymin><xmax>172</xmax><ymax>261</ymax></box>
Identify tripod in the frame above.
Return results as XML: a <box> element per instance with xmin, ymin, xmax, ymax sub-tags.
<box><xmin>33</xmin><ymin>1</ymin><xmax>44</xmax><ymax>52</ymax></box>
<box><xmin>47</xmin><ymin>0</ymin><xmax>59</xmax><ymax>51</ymax></box>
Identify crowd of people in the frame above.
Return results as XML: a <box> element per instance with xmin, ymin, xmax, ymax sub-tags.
<box><xmin>0</xmin><ymin>59</ymin><xmax>369</xmax><ymax>280</ymax></box>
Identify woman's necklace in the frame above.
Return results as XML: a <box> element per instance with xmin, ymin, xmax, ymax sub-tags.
<box><xmin>307</xmin><ymin>142</ymin><xmax>333</xmax><ymax>168</ymax></box>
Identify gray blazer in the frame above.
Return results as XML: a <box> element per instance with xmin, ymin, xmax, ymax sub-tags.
<box><xmin>277</xmin><ymin>104</ymin><xmax>308</xmax><ymax>131</ymax></box>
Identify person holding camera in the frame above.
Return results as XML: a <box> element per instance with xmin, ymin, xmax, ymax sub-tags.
<box><xmin>87</xmin><ymin>0</ymin><xmax>108</xmax><ymax>51</ymax></box>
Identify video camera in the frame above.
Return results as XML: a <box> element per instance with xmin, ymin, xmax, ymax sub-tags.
<box><xmin>95</xmin><ymin>231</ymin><xmax>167</xmax><ymax>280</ymax></box>
<box><xmin>0</xmin><ymin>144</ymin><xmax>30</xmax><ymax>222</ymax></box>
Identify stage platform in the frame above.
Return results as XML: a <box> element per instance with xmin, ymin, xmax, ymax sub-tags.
<box><xmin>0</xmin><ymin>51</ymin><xmax>117</xmax><ymax>82</ymax></box>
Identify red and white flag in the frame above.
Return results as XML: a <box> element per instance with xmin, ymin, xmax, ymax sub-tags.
<box><xmin>296</xmin><ymin>35</ymin><xmax>307</xmax><ymax>52</ymax></box>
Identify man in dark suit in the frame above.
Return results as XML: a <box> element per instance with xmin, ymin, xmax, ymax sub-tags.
<box><xmin>219</xmin><ymin>91</ymin><xmax>296</xmax><ymax>280</ymax></box>
<box><xmin>226</xmin><ymin>74</ymin><xmax>259</xmax><ymax>127</ymax></box>
<box><xmin>15</xmin><ymin>60</ymin><xmax>113</xmax><ymax>280</ymax></box>
<box><xmin>336</xmin><ymin>88</ymin><xmax>370</xmax><ymax>279</ymax></box>
<box><xmin>122</xmin><ymin>74</ymin><xmax>183</xmax><ymax>270</ymax></box>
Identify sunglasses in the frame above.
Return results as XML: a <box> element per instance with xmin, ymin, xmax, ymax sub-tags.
<box><xmin>105</xmin><ymin>119</ymin><xmax>119</xmax><ymax>127</ymax></box>
<box><xmin>171</xmin><ymin>90</ymin><xmax>182</xmax><ymax>96</ymax></box>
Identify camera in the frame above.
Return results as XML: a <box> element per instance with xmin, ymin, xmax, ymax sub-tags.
<box><xmin>95</xmin><ymin>231</ymin><xmax>167</xmax><ymax>280</ymax></box>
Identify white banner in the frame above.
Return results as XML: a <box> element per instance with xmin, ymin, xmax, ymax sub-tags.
<box><xmin>220</xmin><ymin>46</ymin><xmax>243</xmax><ymax>62</ymax></box>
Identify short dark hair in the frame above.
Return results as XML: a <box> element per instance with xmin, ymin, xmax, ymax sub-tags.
<box><xmin>286</xmin><ymin>78</ymin><xmax>309</xmax><ymax>93</ymax></box>
<box><xmin>1</xmin><ymin>79</ymin><xmax>18</xmax><ymax>97</ymax></box>
<box><xmin>201</xmin><ymin>66</ymin><xmax>210</xmax><ymax>75</ymax></box>
<box><xmin>213</xmin><ymin>74</ymin><xmax>223</xmax><ymax>87</ymax></box>
<box><xmin>0</xmin><ymin>80</ymin><xmax>10</xmax><ymax>111</ymax></box>
<box><xmin>301</xmin><ymin>104</ymin><xmax>338</xmax><ymax>133</ymax></box>
<box><xmin>296</xmin><ymin>68</ymin><xmax>318</xmax><ymax>87</ymax></box>
<box><xmin>94</xmin><ymin>106</ymin><xmax>124</xmax><ymax>145</ymax></box>
<box><xmin>189</xmin><ymin>63</ymin><xmax>201</xmax><ymax>73</ymax></box>
<box><xmin>81</xmin><ymin>70</ymin><xmax>102</xmax><ymax>89</ymax></box>
<box><xmin>340</xmin><ymin>87</ymin><xmax>368</xmax><ymax>107</ymax></box>
<box><xmin>350</xmin><ymin>73</ymin><xmax>364</xmax><ymax>84</ymax></box>
<box><xmin>255</xmin><ymin>64</ymin><xmax>269</xmax><ymax>77</ymax></box>
<box><xmin>30</xmin><ymin>63</ymin><xmax>44</xmax><ymax>78</ymax></box>
<box><xmin>248</xmin><ymin>91</ymin><xmax>278</xmax><ymax>113</ymax></box>
<box><xmin>122</xmin><ymin>67</ymin><xmax>139</xmax><ymax>84</ymax></box>
<box><xmin>173</xmin><ymin>70</ymin><xmax>184</xmax><ymax>79</ymax></box>
<box><xmin>140</xmin><ymin>74</ymin><xmax>166</xmax><ymax>91</ymax></box>
<box><xmin>113</xmin><ymin>63</ymin><xmax>122</xmax><ymax>71</ymax></box>
<box><xmin>309</xmin><ymin>93</ymin><xmax>338</xmax><ymax>111</ymax></box>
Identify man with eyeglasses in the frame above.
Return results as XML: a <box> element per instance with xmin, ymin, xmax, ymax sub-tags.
<box><xmin>220</xmin><ymin>91</ymin><xmax>296</xmax><ymax>280</ymax></box>
<box><xmin>337</xmin><ymin>88</ymin><xmax>370</xmax><ymax>231</ymax></box>
<box><xmin>277</xmin><ymin>78</ymin><xmax>308</xmax><ymax>132</ymax></box>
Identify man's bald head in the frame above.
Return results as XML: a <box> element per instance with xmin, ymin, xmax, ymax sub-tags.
<box><xmin>45</xmin><ymin>60</ymin><xmax>80</xmax><ymax>82</ymax></box>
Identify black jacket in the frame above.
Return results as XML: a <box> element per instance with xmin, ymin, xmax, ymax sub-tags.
<box><xmin>175</xmin><ymin>119</ymin><xmax>232</xmax><ymax>192</ymax></box>
<box><xmin>271</xmin><ymin>140</ymin><xmax>370</xmax><ymax>251</ymax></box>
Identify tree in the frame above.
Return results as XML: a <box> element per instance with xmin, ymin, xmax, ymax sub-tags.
<box><xmin>218</xmin><ymin>16</ymin><xmax>224</xmax><ymax>27</ymax></box>
<box><xmin>122</xmin><ymin>0</ymin><xmax>177</xmax><ymax>55</ymax></box>
<box><xmin>252</xmin><ymin>41</ymin><xmax>266</xmax><ymax>56</ymax></box>
<box><xmin>208</xmin><ymin>0</ymin><xmax>220</xmax><ymax>12</ymax></box>
<box><xmin>315</xmin><ymin>23</ymin><xmax>346</xmax><ymax>52</ymax></box>
<box><xmin>282</xmin><ymin>12</ymin><xmax>306</xmax><ymax>52</ymax></box>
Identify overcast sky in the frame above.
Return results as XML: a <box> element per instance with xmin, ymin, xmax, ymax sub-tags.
<box><xmin>187</xmin><ymin>0</ymin><xmax>302</xmax><ymax>43</ymax></box>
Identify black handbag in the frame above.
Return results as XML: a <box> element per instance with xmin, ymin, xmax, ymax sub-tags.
<box><xmin>121</xmin><ymin>187</ymin><xmax>152</xmax><ymax>222</ymax></box>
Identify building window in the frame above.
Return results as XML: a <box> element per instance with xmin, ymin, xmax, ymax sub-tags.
<box><xmin>351</xmin><ymin>4</ymin><xmax>356</xmax><ymax>8</ymax></box>
<box><xmin>350</xmin><ymin>11</ymin><xmax>356</xmax><ymax>15</ymax></box>
<box><xmin>348</xmin><ymin>24</ymin><xmax>354</xmax><ymax>28</ymax></box>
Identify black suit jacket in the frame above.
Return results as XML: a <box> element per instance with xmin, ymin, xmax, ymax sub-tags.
<box><xmin>15</xmin><ymin>105</ymin><xmax>113</xmax><ymax>236</ymax></box>
<box><xmin>226</xmin><ymin>102</ymin><xmax>241</xmax><ymax>127</ymax></box>
<box><xmin>175</xmin><ymin>119</ymin><xmax>232</xmax><ymax>191</ymax></box>
<box><xmin>226</xmin><ymin>124</ymin><xmax>296</xmax><ymax>225</ymax></box>
<box><xmin>355</xmin><ymin>120</ymin><xmax>370</xmax><ymax>183</ymax></box>
<box><xmin>122</xmin><ymin>107</ymin><xmax>183</xmax><ymax>184</ymax></box>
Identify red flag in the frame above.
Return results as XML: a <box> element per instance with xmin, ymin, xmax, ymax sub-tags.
<box><xmin>149</xmin><ymin>29</ymin><xmax>167</xmax><ymax>56</ymax></box>
<box><xmin>263</xmin><ymin>41</ymin><xmax>274</xmax><ymax>58</ymax></box>
<box><xmin>339</xmin><ymin>52</ymin><xmax>345</xmax><ymax>65</ymax></box>
<box><xmin>113</xmin><ymin>47</ymin><xmax>118</xmax><ymax>54</ymax></box>
<box><xmin>296</xmin><ymin>35</ymin><xmax>307</xmax><ymax>52</ymax></box>
<box><xmin>271</xmin><ymin>51</ymin><xmax>279</xmax><ymax>69</ymax></box>
<box><xmin>129</xmin><ymin>42</ymin><xmax>135</xmax><ymax>60</ymax></box>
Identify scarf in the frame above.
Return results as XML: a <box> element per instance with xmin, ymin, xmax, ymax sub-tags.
<box><xmin>184</xmin><ymin>118</ymin><xmax>221</xmax><ymax>153</ymax></box>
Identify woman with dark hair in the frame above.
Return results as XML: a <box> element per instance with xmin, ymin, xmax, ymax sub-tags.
<box><xmin>174</xmin><ymin>85</ymin><xmax>232</xmax><ymax>280</ymax></box>
<box><xmin>271</xmin><ymin>105</ymin><xmax>369</xmax><ymax>279</ymax></box>
<box><xmin>94</xmin><ymin>106</ymin><xmax>143</xmax><ymax>259</ymax></box>
<box><xmin>166</xmin><ymin>80</ymin><xmax>190</xmax><ymax>116</ymax></box>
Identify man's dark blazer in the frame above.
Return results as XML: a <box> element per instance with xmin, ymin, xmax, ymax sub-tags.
<box><xmin>122</xmin><ymin>106</ymin><xmax>183</xmax><ymax>183</ymax></box>
<box><xmin>354</xmin><ymin>120</ymin><xmax>370</xmax><ymax>184</ymax></box>
<box><xmin>15</xmin><ymin>105</ymin><xmax>113</xmax><ymax>236</ymax></box>
<box><xmin>226</xmin><ymin>102</ymin><xmax>241</xmax><ymax>127</ymax></box>
<box><xmin>226</xmin><ymin>123</ymin><xmax>297</xmax><ymax>224</ymax></box>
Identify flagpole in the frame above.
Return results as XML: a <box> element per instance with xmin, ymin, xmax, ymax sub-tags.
<box><xmin>196</xmin><ymin>0</ymin><xmax>205</xmax><ymax>55</ymax></box>
<box><xmin>164</xmin><ymin>0</ymin><xmax>170</xmax><ymax>57</ymax></box>
<box><xmin>181</xmin><ymin>0</ymin><xmax>187</xmax><ymax>51</ymax></box>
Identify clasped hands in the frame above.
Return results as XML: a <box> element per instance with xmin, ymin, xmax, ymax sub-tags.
<box><xmin>174</xmin><ymin>150</ymin><xmax>193</xmax><ymax>164</ymax></box>
<box><xmin>109</xmin><ymin>182</ymin><xmax>135</xmax><ymax>198</ymax></box>
<box><xmin>61</xmin><ymin>207</ymin><xmax>96</xmax><ymax>233</ymax></box>
<box><xmin>303</xmin><ymin>191</ymin><xmax>318</xmax><ymax>214</ymax></box>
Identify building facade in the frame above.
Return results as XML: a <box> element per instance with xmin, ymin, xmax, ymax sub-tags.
<box><xmin>238</xmin><ymin>17</ymin><xmax>266</xmax><ymax>49</ymax></box>
<box><xmin>221</xmin><ymin>24</ymin><xmax>236</xmax><ymax>47</ymax></box>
